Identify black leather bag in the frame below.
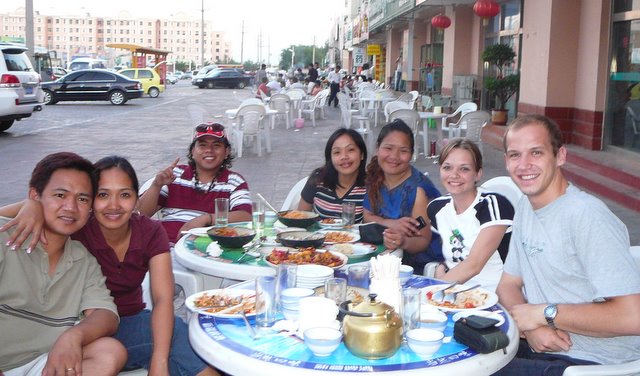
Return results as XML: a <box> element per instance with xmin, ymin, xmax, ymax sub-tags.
<box><xmin>358</xmin><ymin>223</ymin><xmax>387</xmax><ymax>245</ymax></box>
<box><xmin>453</xmin><ymin>315</ymin><xmax>509</xmax><ymax>354</ymax></box>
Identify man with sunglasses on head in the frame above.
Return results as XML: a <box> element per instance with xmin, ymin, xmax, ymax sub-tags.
<box><xmin>139</xmin><ymin>123</ymin><xmax>252</xmax><ymax>244</ymax></box>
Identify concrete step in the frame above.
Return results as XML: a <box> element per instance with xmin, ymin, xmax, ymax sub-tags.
<box><xmin>481</xmin><ymin>124</ymin><xmax>640</xmax><ymax>213</ymax></box>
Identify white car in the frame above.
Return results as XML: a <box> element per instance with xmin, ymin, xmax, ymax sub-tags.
<box><xmin>165</xmin><ymin>73</ymin><xmax>178</xmax><ymax>84</ymax></box>
<box><xmin>0</xmin><ymin>43</ymin><xmax>44</xmax><ymax>132</ymax></box>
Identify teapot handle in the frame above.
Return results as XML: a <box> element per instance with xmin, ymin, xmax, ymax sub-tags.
<box><xmin>338</xmin><ymin>300</ymin><xmax>374</xmax><ymax>317</ymax></box>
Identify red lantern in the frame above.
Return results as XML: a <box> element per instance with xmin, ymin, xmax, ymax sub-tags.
<box><xmin>431</xmin><ymin>14</ymin><xmax>451</xmax><ymax>29</ymax></box>
<box><xmin>473</xmin><ymin>0</ymin><xmax>500</xmax><ymax>21</ymax></box>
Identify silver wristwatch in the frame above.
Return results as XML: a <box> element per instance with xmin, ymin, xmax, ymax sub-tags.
<box><xmin>544</xmin><ymin>304</ymin><xmax>558</xmax><ymax>329</ymax></box>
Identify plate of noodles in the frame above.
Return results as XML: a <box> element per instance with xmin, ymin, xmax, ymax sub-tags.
<box><xmin>186</xmin><ymin>289</ymin><xmax>256</xmax><ymax>317</ymax></box>
<box><xmin>421</xmin><ymin>284</ymin><xmax>498</xmax><ymax>312</ymax></box>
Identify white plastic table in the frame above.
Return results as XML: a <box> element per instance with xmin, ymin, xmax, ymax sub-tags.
<box><xmin>188</xmin><ymin>277</ymin><xmax>519</xmax><ymax>376</ymax></box>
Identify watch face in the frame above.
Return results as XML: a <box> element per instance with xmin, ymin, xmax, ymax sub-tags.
<box><xmin>544</xmin><ymin>304</ymin><xmax>557</xmax><ymax>320</ymax></box>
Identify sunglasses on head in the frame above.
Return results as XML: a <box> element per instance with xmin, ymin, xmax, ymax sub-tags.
<box><xmin>194</xmin><ymin>122</ymin><xmax>226</xmax><ymax>139</ymax></box>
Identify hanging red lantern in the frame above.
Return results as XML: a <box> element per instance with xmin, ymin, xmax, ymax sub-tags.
<box><xmin>473</xmin><ymin>0</ymin><xmax>500</xmax><ymax>24</ymax></box>
<box><xmin>431</xmin><ymin>14</ymin><xmax>451</xmax><ymax>29</ymax></box>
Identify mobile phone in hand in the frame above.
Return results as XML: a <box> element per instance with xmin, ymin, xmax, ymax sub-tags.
<box><xmin>415</xmin><ymin>216</ymin><xmax>427</xmax><ymax>230</ymax></box>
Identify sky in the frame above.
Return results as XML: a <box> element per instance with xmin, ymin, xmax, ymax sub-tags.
<box><xmin>1</xmin><ymin>0</ymin><xmax>343</xmax><ymax>65</ymax></box>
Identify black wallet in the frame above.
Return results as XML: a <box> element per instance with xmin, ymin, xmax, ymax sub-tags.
<box><xmin>358</xmin><ymin>223</ymin><xmax>387</xmax><ymax>245</ymax></box>
<box><xmin>453</xmin><ymin>315</ymin><xmax>509</xmax><ymax>354</ymax></box>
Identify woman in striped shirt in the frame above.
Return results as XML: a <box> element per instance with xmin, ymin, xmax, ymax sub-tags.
<box><xmin>298</xmin><ymin>128</ymin><xmax>367</xmax><ymax>223</ymax></box>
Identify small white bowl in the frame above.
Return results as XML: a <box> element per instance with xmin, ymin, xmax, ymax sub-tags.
<box><xmin>303</xmin><ymin>327</ymin><xmax>342</xmax><ymax>357</ymax></box>
<box><xmin>282</xmin><ymin>307</ymin><xmax>300</xmax><ymax>321</ymax></box>
<box><xmin>280</xmin><ymin>287</ymin><xmax>315</xmax><ymax>303</ymax></box>
<box><xmin>406</xmin><ymin>328</ymin><xmax>444</xmax><ymax>357</ymax></box>
<box><xmin>399</xmin><ymin>265</ymin><xmax>414</xmax><ymax>283</ymax></box>
<box><xmin>418</xmin><ymin>308</ymin><xmax>448</xmax><ymax>332</ymax></box>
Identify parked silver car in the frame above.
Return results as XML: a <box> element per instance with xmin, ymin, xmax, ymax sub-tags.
<box><xmin>0</xmin><ymin>43</ymin><xmax>44</xmax><ymax>132</ymax></box>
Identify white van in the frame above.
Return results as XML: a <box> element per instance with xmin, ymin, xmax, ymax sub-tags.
<box><xmin>68</xmin><ymin>58</ymin><xmax>107</xmax><ymax>71</ymax></box>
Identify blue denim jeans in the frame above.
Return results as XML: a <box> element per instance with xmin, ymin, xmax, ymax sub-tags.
<box><xmin>114</xmin><ymin>310</ymin><xmax>207</xmax><ymax>376</ymax></box>
<box><xmin>492</xmin><ymin>339</ymin><xmax>599</xmax><ymax>376</ymax></box>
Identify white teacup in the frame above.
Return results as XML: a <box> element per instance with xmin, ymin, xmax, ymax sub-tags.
<box><xmin>298</xmin><ymin>296</ymin><xmax>339</xmax><ymax>334</ymax></box>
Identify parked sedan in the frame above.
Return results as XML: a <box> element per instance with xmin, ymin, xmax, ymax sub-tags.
<box><xmin>42</xmin><ymin>69</ymin><xmax>144</xmax><ymax>105</ymax></box>
<box><xmin>196</xmin><ymin>69</ymin><xmax>252</xmax><ymax>89</ymax></box>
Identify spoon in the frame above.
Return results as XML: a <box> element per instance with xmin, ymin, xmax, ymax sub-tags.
<box><xmin>256</xmin><ymin>193</ymin><xmax>279</xmax><ymax>214</ymax></box>
<box><xmin>442</xmin><ymin>284</ymin><xmax>481</xmax><ymax>305</ymax></box>
<box><xmin>240</xmin><ymin>310</ymin><xmax>257</xmax><ymax>339</ymax></box>
<box><xmin>431</xmin><ymin>282</ymin><xmax>459</xmax><ymax>302</ymax></box>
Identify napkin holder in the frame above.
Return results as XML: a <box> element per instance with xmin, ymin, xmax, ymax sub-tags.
<box><xmin>453</xmin><ymin>315</ymin><xmax>509</xmax><ymax>354</ymax></box>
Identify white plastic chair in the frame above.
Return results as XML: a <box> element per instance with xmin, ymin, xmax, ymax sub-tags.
<box><xmin>300</xmin><ymin>89</ymin><xmax>328</xmax><ymax>127</ymax></box>
<box><xmin>480</xmin><ymin>176</ymin><xmax>524</xmax><ymax>209</ymax></box>
<box><xmin>442</xmin><ymin>102</ymin><xmax>479</xmax><ymax>138</ymax></box>
<box><xmin>459</xmin><ymin>111</ymin><xmax>491</xmax><ymax>154</ymax></box>
<box><xmin>240</xmin><ymin>98</ymin><xmax>263</xmax><ymax>107</ymax></box>
<box><xmin>281</xmin><ymin>176</ymin><xmax>309</xmax><ymax>211</ymax></box>
<box><xmin>235</xmin><ymin>104</ymin><xmax>268</xmax><ymax>157</ymax></box>
<box><xmin>408</xmin><ymin>90</ymin><xmax>420</xmax><ymax>109</ymax></box>
<box><xmin>388</xmin><ymin>108</ymin><xmax>421</xmax><ymax>161</ymax></box>
<box><xmin>285</xmin><ymin>88</ymin><xmax>306</xmax><ymax>119</ymax></box>
<box><xmin>384</xmin><ymin>100</ymin><xmax>411</xmax><ymax>122</ymax></box>
<box><xmin>338</xmin><ymin>92</ymin><xmax>371</xmax><ymax>136</ymax></box>
<box><xmin>268</xmin><ymin>93</ymin><xmax>291</xmax><ymax>129</ymax></box>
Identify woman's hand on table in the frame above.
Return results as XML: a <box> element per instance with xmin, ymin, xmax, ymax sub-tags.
<box><xmin>382</xmin><ymin>228</ymin><xmax>405</xmax><ymax>250</ymax></box>
<box><xmin>384</xmin><ymin>216</ymin><xmax>422</xmax><ymax>237</ymax></box>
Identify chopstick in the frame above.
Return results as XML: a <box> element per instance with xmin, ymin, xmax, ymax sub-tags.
<box><xmin>256</xmin><ymin>193</ymin><xmax>279</xmax><ymax>213</ymax></box>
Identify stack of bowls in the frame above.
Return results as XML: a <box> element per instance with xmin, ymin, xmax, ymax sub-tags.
<box><xmin>280</xmin><ymin>287</ymin><xmax>314</xmax><ymax>320</ymax></box>
<box><xmin>296</xmin><ymin>265</ymin><xmax>335</xmax><ymax>289</ymax></box>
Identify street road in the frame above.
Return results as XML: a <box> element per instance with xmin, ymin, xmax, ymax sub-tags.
<box><xmin>0</xmin><ymin>80</ymin><xmax>328</xmax><ymax>208</ymax></box>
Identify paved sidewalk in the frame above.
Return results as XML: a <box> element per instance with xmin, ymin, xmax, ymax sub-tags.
<box><xmin>228</xmin><ymin>102</ymin><xmax>639</xmax><ymax>245</ymax></box>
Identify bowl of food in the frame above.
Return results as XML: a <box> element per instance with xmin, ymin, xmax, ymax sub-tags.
<box><xmin>406</xmin><ymin>328</ymin><xmax>444</xmax><ymax>357</ymax></box>
<box><xmin>418</xmin><ymin>306</ymin><xmax>448</xmax><ymax>332</ymax></box>
<box><xmin>264</xmin><ymin>247</ymin><xmax>347</xmax><ymax>269</ymax></box>
<box><xmin>277</xmin><ymin>210</ymin><xmax>320</xmax><ymax>229</ymax></box>
<box><xmin>207</xmin><ymin>227</ymin><xmax>256</xmax><ymax>248</ymax></box>
<box><xmin>276</xmin><ymin>231</ymin><xmax>325</xmax><ymax>248</ymax></box>
<box><xmin>318</xmin><ymin>218</ymin><xmax>343</xmax><ymax>229</ymax></box>
<box><xmin>303</xmin><ymin>327</ymin><xmax>343</xmax><ymax>357</ymax></box>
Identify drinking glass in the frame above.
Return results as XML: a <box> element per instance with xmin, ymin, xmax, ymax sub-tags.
<box><xmin>342</xmin><ymin>201</ymin><xmax>356</xmax><ymax>228</ymax></box>
<box><xmin>276</xmin><ymin>262</ymin><xmax>297</xmax><ymax>310</ymax></box>
<box><xmin>255</xmin><ymin>276</ymin><xmax>277</xmax><ymax>328</ymax></box>
<box><xmin>402</xmin><ymin>288</ymin><xmax>421</xmax><ymax>334</ymax></box>
<box><xmin>252</xmin><ymin>200</ymin><xmax>265</xmax><ymax>232</ymax></box>
<box><xmin>347</xmin><ymin>265</ymin><xmax>370</xmax><ymax>289</ymax></box>
<box><xmin>214</xmin><ymin>198</ymin><xmax>229</xmax><ymax>227</ymax></box>
<box><xmin>324</xmin><ymin>278</ymin><xmax>347</xmax><ymax>305</ymax></box>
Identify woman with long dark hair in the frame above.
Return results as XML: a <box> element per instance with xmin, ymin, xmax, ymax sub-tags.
<box><xmin>298</xmin><ymin>128</ymin><xmax>367</xmax><ymax>223</ymax></box>
<box><xmin>364</xmin><ymin>119</ymin><xmax>442</xmax><ymax>271</ymax></box>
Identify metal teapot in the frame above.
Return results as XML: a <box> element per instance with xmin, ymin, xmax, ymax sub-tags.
<box><xmin>338</xmin><ymin>293</ymin><xmax>403</xmax><ymax>359</ymax></box>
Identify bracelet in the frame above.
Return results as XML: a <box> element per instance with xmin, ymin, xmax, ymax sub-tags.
<box><xmin>440</xmin><ymin>262</ymin><xmax>450</xmax><ymax>273</ymax></box>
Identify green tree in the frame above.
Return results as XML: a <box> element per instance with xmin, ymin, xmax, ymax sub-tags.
<box><xmin>279</xmin><ymin>44</ymin><xmax>328</xmax><ymax>71</ymax></box>
<box><xmin>243</xmin><ymin>60</ymin><xmax>259</xmax><ymax>72</ymax></box>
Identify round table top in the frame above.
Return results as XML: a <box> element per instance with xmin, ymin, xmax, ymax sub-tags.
<box><xmin>173</xmin><ymin>225</ymin><xmax>385</xmax><ymax>281</ymax></box>
<box><xmin>188</xmin><ymin>277</ymin><xmax>519</xmax><ymax>376</ymax></box>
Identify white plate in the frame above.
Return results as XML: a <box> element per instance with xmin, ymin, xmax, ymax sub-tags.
<box><xmin>263</xmin><ymin>249</ymin><xmax>347</xmax><ymax>270</ymax></box>
<box><xmin>420</xmin><ymin>284</ymin><xmax>498</xmax><ymax>312</ymax></box>
<box><xmin>317</xmin><ymin>230</ymin><xmax>360</xmax><ymax>244</ymax></box>
<box><xmin>327</xmin><ymin>242</ymin><xmax>377</xmax><ymax>259</ymax></box>
<box><xmin>296</xmin><ymin>264</ymin><xmax>335</xmax><ymax>278</ymax></box>
<box><xmin>318</xmin><ymin>218</ymin><xmax>344</xmax><ymax>229</ymax></box>
<box><xmin>452</xmin><ymin>310</ymin><xmax>505</xmax><ymax>327</ymax></box>
<box><xmin>185</xmin><ymin>288</ymin><xmax>256</xmax><ymax>318</ymax></box>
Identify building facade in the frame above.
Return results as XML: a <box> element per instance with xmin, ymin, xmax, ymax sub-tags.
<box><xmin>0</xmin><ymin>7</ymin><xmax>232</xmax><ymax>69</ymax></box>
<box><xmin>335</xmin><ymin>0</ymin><xmax>638</xmax><ymax>156</ymax></box>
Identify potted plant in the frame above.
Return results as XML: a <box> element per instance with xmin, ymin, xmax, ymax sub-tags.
<box><xmin>482</xmin><ymin>44</ymin><xmax>520</xmax><ymax>125</ymax></box>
